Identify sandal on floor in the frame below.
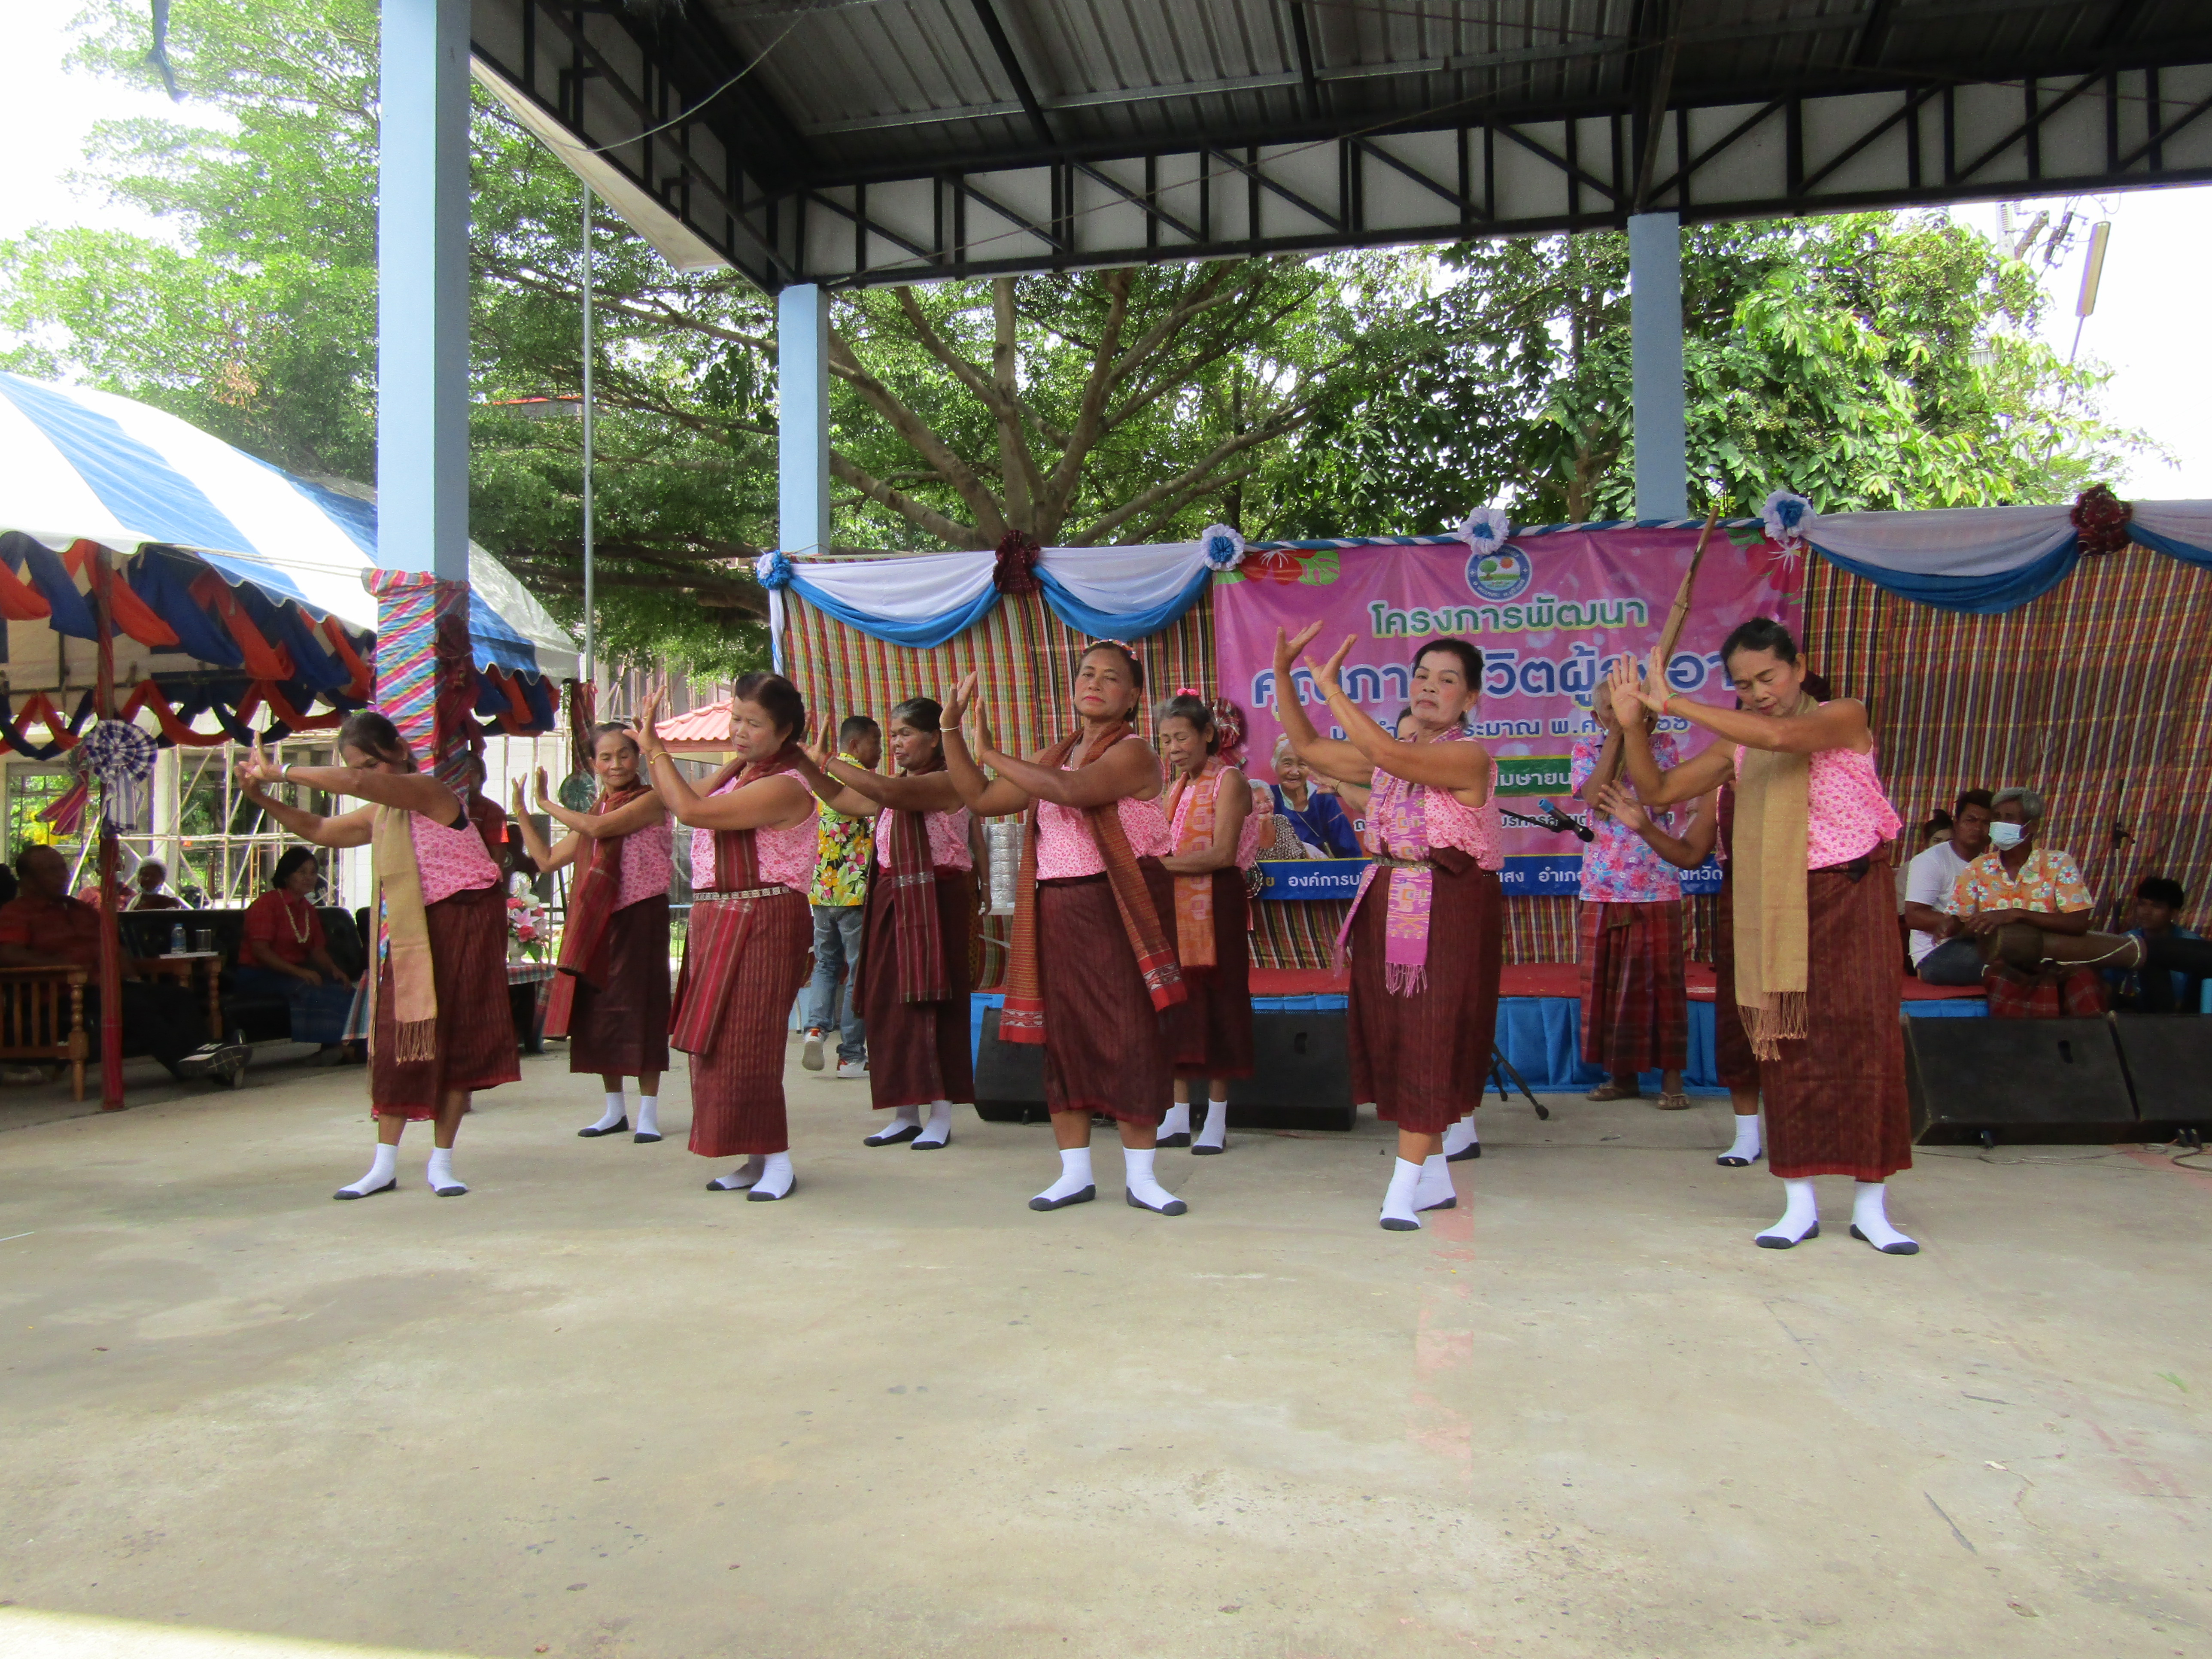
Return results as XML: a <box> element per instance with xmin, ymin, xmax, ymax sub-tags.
<box><xmin>1656</xmin><ymin>1091</ymin><xmax>1692</xmax><ymax>1112</ymax></box>
<box><xmin>1584</xmin><ymin>1081</ymin><xmax>1640</xmax><ymax>1101</ymax></box>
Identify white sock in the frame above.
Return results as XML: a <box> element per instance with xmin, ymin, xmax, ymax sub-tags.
<box><xmin>1756</xmin><ymin>1177</ymin><xmax>1820</xmax><ymax>1246</ymax></box>
<box><xmin>1720</xmin><ymin>1115</ymin><xmax>1762</xmax><ymax>1165</ymax></box>
<box><xmin>914</xmin><ymin>1099</ymin><xmax>953</xmax><ymax>1147</ymax></box>
<box><xmin>635</xmin><ymin>1095</ymin><xmax>660</xmax><ymax>1138</ymax></box>
<box><xmin>750</xmin><ymin>1151</ymin><xmax>795</xmax><ymax>1200</ymax></box>
<box><xmin>1195</xmin><ymin>1096</ymin><xmax>1228</xmax><ymax>1151</ymax></box>
<box><xmin>1160</xmin><ymin>1101</ymin><xmax>1191</xmax><ymax>1139</ymax></box>
<box><xmin>867</xmin><ymin>1103</ymin><xmax>922</xmax><ymax>1143</ymax></box>
<box><xmin>1415</xmin><ymin>1152</ymin><xmax>1456</xmax><ymax>1211</ymax></box>
<box><xmin>427</xmin><ymin>1147</ymin><xmax>465</xmax><ymax>1196</ymax></box>
<box><xmin>1036</xmin><ymin>1146</ymin><xmax>1094</xmax><ymax>1204</ymax></box>
<box><xmin>1851</xmin><ymin>1182</ymin><xmax>1919</xmax><ymax>1254</ymax></box>
<box><xmin>1124</xmin><ymin>1146</ymin><xmax>1184</xmax><ymax>1212</ymax></box>
<box><xmin>337</xmin><ymin>1143</ymin><xmax>398</xmax><ymax>1197</ymax></box>
<box><xmin>588</xmin><ymin>1092</ymin><xmax>625</xmax><ymax>1132</ymax></box>
<box><xmin>1441</xmin><ymin>1115</ymin><xmax>1479</xmax><ymax>1157</ymax></box>
<box><xmin>1379</xmin><ymin>1157</ymin><xmax>1425</xmax><ymax>1231</ymax></box>
<box><xmin>709</xmin><ymin>1155</ymin><xmax>765</xmax><ymax>1191</ymax></box>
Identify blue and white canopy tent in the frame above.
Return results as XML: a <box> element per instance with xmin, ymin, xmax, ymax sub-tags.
<box><xmin>0</xmin><ymin>370</ymin><xmax>577</xmax><ymax>754</ymax></box>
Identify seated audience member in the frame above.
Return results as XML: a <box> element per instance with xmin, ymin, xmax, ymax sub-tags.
<box><xmin>1901</xmin><ymin>790</ymin><xmax>1993</xmax><ymax>983</ymax></box>
<box><xmin>0</xmin><ymin>845</ymin><xmax>247</xmax><ymax>1084</ymax></box>
<box><xmin>1945</xmin><ymin>787</ymin><xmax>2100</xmax><ymax>1017</ymax></box>
<box><xmin>1267</xmin><ymin>735</ymin><xmax>1361</xmax><ymax>857</ymax></box>
<box><xmin>1897</xmin><ymin>808</ymin><xmax>1952</xmax><ymax>908</ymax></box>
<box><xmin>1247</xmin><ymin>772</ymin><xmax>1314</xmax><ymax>862</ymax></box>
<box><xmin>238</xmin><ymin>847</ymin><xmax>359</xmax><ymax>1056</ymax></box>
<box><xmin>2107</xmin><ymin>877</ymin><xmax>2203</xmax><ymax>1012</ymax></box>
<box><xmin>128</xmin><ymin>858</ymin><xmax>188</xmax><ymax>911</ymax></box>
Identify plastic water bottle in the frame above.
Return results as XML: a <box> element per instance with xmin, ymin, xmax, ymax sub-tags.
<box><xmin>170</xmin><ymin>923</ymin><xmax>186</xmax><ymax>956</ymax></box>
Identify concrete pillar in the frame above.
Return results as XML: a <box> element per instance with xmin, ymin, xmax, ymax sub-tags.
<box><xmin>1627</xmin><ymin>212</ymin><xmax>1688</xmax><ymax>522</ymax></box>
<box><xmin>377</xmin><ymin>0</ymin><xmax>473</xmax><ymax>583</ymax></box>
<box><xmin>778</xmin><ymin>285</ymin><xmax>832</xmax><ymax>557</ymax></box>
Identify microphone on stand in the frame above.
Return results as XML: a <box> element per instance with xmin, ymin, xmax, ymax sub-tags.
<box><xmin>1534</xmin><ymin>797</ymin><xmax>1595</xmax><ymax>842</ymax></box>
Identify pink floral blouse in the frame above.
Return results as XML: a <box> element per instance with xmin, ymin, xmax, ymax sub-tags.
<box><xmin>1569</xmin><ymin>732</ymin><xmax>1682</xmax><ymax>904</ymax></box>
<box><xmin>690</xmin><ymin>772</ymin><xmax>819</xmax><ymax>894</ymax></box>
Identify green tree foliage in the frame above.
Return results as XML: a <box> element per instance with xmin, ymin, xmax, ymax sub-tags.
<box><xmin>1269</xmin><ymin>217</ymin><xmax>2148</xmax><ymax>536</ymax></box>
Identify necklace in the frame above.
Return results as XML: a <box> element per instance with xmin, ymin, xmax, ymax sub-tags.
<box><xmin>283</xmin><ymin>892</ymin><xmax>312</xmax><ymax>943</ymax></box>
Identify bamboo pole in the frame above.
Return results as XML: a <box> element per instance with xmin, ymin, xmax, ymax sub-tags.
<box><xmin>1589</xmin><ymin>505</ymin><xmax>1723</xmax><ymax>795</ymax></box>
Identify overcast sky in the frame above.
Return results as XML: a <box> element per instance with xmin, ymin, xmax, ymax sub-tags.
<box><xmin>4</xmin><ymin>6</ymin><xmax>2206</xmax><ymax>499</ymax></box>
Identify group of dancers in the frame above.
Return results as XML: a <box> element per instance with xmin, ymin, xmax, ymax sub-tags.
<box><xmin>236</xmin><ymin>611</ymin><xmax>2172</xmax><ymax>1245</ymax></box>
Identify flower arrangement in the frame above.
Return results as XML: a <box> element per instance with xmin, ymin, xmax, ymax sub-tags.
<box><xmin>2070</xmin><ymin>485</ymin><xmax>2132</xmax><ymax>557</ymax></box>
<box><xmin>506</xmin><ymin>890</ymin><xmax>548</xmax><ymax>960</ymax></box>
<box><xmin>1760</xmin><ymin>490</ymin><xmax>1815</xmax><ymax>548</ymax></box>
<box><xmin>1199</xmin><ymin>523</ymin><xmax>1246</xmax><ymax>572</ymax></box>
<box><xmin>752</xmin><ymin>549</ymin><xmax>795</xmax><ymax>590</ymax></box>
<box><xmin>1457</xmin><ymin>507</ymin><xmax>1513</xmax><ymax>554</ymax></box>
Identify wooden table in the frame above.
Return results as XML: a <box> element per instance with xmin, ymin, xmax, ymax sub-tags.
<box><xmin>138</xmin><ymin>952</ymin><xmax>225</xmax><ymax>1042</ymax></box>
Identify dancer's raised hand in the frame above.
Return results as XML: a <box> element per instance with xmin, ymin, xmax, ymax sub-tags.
<box><xmin>1304</xmin><ymin>634</ymin><xmax>1357</xmax><ymax>703</ymax></box>
<box><xmin>1273</xmin><ymin>622</ymin><xmax>1324</xmax><ymax>685</ymax></box>
<box><xmin>1608</xmin><ymin>652</ymin><xmax>1665</xmax><ymax>717</ymax></box>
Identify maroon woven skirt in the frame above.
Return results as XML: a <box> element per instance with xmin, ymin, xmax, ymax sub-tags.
<box><xmin>1709</xmin><ymin>869</ymin><xmax>1761</xmax><ymax>1091</ymax></box>
<box><xmin>567</xmin><ymin>893</ymin><xmax>672</xmax><ymax>1078</ymax></box>
<box><xmin>371</xmin><ymin>884</ymin><xmax>520</xmax><ymax>1120</ymax></box>
<box><xmin>1760</xmin><ymin>863</ymin><xmax>1913</xmax><ymax>1181</ymax></box>
<box><xmin>1578</xmin><ymin>897</ymin><xmax>1687</xmax><ymax>1073</ymax></box>
<box><xmin>1037</xmin><ymin>862</ymin><xmax>1176</xmax><ymax>1125</ymax></box>
<box><xmin>859</xmin><ymin>866</ymin><xmax>976</xmax><ymax>1111</ymax></box>
<box><xmin>677</xmin><ymin>890</ymin><xmax>814</xmax><ymax>1158</ymax></box>
<box><xmin>1169</xmin><ymin>867</ymin><xmax>1253</xmax><ymax>1080</ymax></box>
<box><xmin>1348</xmin><ymin>860</ymin><xmax>1503</xmax><ymax>1135</ymax></box>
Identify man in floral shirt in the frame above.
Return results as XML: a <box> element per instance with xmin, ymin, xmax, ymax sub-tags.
<box><xmin>1570</xmin><ymin>679</ymin><xmax>1689</xmax><ymax>1108</ymax></box>
<box><xmin>800</xmin><ymin>716</ymin><xmax>881</xmax><ymax>1078</ymax></box>
<box><xmin>1943</xmin><ymin>785</ymin><xmax>2100</xmax><ymax>1018</ymax></box>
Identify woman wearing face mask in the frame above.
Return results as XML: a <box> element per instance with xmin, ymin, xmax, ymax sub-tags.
<box><xmin>510</xmin><ymin>723</ymin><xmax>673</xmax><ymax>1142</ymax></box>
<box><xmin>941</xmin><ymin>641</ymin><xmax>1193</xmax><ymax>1217</ymax></box>
<box><xmin>1611</xmin><ymin>620</ymin><xmax>1918</xmax><ymax>1255</ymax></box>
<box><xmin>1274</xmin><ymin>625</ymin><xmax>1504</xmax><ymax>1232</ymax></box>
<box><xmin>788</xmin><ymin>696</ymin><xmax>976</xmax><ymax>1151</ymax></box>
<box><xmin>638</xmin><ymin>674</ymin><xmax>820</xmax><ymax>1201</ymax></box>
<box><xmin>238</xmin><ymin>714</ymin><xmax>517</xmax><ymax>1199</ymax></box>
<box><xmin>1155</xmin><ymin>692</ymin><xmax>1261</xmax><ymax>1156</ymax></box>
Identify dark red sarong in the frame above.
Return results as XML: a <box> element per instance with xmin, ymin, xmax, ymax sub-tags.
<box><xmin>1709</xmin><ymin>863</ymin><xmax>1760</xmax><ymax>1091</ymax></box>
<box><xmin>1169</xmin><ymin>867</ymin><xmax>1254</xmax><ymax>1081</ymax></box>
<box><xmin>1037</xmin><ymin>861</ymin><xmax>1177</xmax><ymax>1125</ymax></box>
<box><xmin>566</xmin><ymin>893</ymin><xmax>672</xmax><ymax>1078</ymax></box>
<box><xmin>675</xmin><ymin>889</ymin><xmax>813</xmax><ymax>1158</ymax></box>
<box><xmin>1348</xmin><ymin>859</ymin><xmax>1503</xmax><ymax>1135</ymax></box>
<box><xmin>1760</xmin><ymin>862</ymin><xmax>1913</xmax><ymax>1181</ymax></box>
<box><xmin>371</xmin><ymin>884</ymin><xmax>520</xmax><ymax>1120</ymax></box>
<box><xmin>1985</xmin><ymin>963</ymin><xmax>2106</xmax><ymax>1018</ymax></box>
<box><xmin>859</xmin><ymin>866</ymin><xmax>975</xmax><ymax>1111</ymax></box>
<box><xmin>1577</xmin><ymin>897</ymin><xmax>1687</xmax><ymax>1074</ymax></box>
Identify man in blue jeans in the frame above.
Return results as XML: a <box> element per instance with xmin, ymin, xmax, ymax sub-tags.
<box><xmin>801</xmin><ymin>715</ymin><xmax>880</xmax><ymax>1078</ymax></box>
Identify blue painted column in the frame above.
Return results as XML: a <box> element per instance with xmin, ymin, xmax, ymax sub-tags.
<box><xmin>1627</xmin><ymin>211</ymin><xmax>1688</xmax><ymax>522</ymax></box>
<box><xmin>778</xmin><ymin>284</ymin><xmax>832</xmax><ymax>557</ymax></box>
<box><xmin>378</xmin><ymin>0</ymin><xmax>473</xmax><ymax>582</ymax></box>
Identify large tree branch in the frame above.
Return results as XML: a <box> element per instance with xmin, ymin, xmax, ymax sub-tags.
<box><xmin>1123</xmin><ymin>467</ymin><xmax>1255</xmax><ymax>545</ymax></box>
<box><xmin>1070</xmin><ymin>412</ymin><xmax>1314</xmax><ymax>545</ymax></box>
<box><xmin>827</xmin><ymin>330</ymin><xmax>1008</xmax><ymax>539</ymax></box>
<box><xmin>1039</xmin><ymin>267</ymin><xmax>1133</xmax><ymax>531</ymax></box>
<box><xmin>892</xmin><ymin>286</ymin><xmax>1007</xmax><ymax>414</ymax></box>
<box><xmin>831</xmin><ymin>451</ymin><xmax>991</xmax><ymax>550</ymax></box>
<box><xmin>991</xmin><ymin>278</ymin><xmax>1045</xmax><ymax>532</ymax></box>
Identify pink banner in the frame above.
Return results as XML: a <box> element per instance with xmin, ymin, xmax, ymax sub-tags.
<box><xmin>1214</xmin><ymin>529</ymin><xmax>1804</xmax><ymax>888</ymax></box>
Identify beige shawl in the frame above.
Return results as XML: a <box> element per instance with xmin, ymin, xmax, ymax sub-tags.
<box><xmin>1729</xmin><ymin>691</ymin><xmax>1817</xmax><ymax>1060</ymax></box>
<box><xmin>368</xmin><ymin>805</ymin><xmax>438</xmax><ymax>1062</ymax></box>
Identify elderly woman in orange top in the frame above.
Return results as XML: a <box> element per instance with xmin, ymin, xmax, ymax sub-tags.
<box><xmin>1940</xmin><ymin>786</ymin><xmax>2100</xmax><ymax>1018</ymax></box>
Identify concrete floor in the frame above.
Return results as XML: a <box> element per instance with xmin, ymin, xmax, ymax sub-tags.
<box><xmin>0</xmin><ymin>1044</ymin><xmax>2208</xmax><ymax>1659</ymax></box>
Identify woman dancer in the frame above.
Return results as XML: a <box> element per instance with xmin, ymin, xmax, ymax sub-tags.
<box><xmin>1610</xmin><ymin>623</ymin><xmax>1917</xmax><ymax>1253</ymax></box>
<box><xmin>1156</xmin><ymin>693</ymin><xmax>1259</xmax><ymax>1155</ymax></box>
<box><xmin>510</xmin><ymin>723</ymin><xmax>672</xmax><ymax>1143</ymax></box>
<box><xmin>941</xmin><ymin>642</ymin><xmax>1191</xmax><ymax>1216</ymax></box>
<box><xmin>1273</xmin><ymin>626</ymin><xmax>1504</xmax><ymax>1231</ymax></box>
<box><xmin>237</xmin><ymin>848</ymin><xmax>359</xmax><ymax>1057</ymax></box>
<box><xmin>238</xmin><ymin>715</ymin><xmax>517</xmax><ymax>1198</ymax></box>
<box><xmin>789</xmin><ymin>697</ymin><xmax>976</xmax><ymax>1151</ymax></box>
<box><xmin>638</xmin><ymin>675</ymin><xmax>818</xmax><ymax>1200</ymax></box>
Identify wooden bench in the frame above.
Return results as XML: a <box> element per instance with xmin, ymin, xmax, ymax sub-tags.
<box><xmin>0</xmin><ymin>964</ymin><xmax>89</xmax><ymax>1100</ymax></box>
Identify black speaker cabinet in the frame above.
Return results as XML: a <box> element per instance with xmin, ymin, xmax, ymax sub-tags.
<box><xmin>970</xmin><ymin>1005</ymin><xmax>1359</xmax><ymax>1131</ymax></box>
<box><xmin>2111</xmin><ymin>1014</ymin><xmax>2212</xmax><ymax>1130</ymax></box>
<box><xmin>1904</xmin><ymin>1014</ymin><xmax>2138</xmax><ymax>1144</ymax></box>
<box><xmin>1225</xmin><ymin>1011</ymin><xmax>1357</xmax><ymax>1132</ymax></box>
<box><xmin>973</xmin><ymin>1006</ymin><xmax>1049</xmax><ymax>1123</ymax></box>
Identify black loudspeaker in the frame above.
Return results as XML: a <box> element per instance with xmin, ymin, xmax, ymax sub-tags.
<box><xmin>1904</xmin><ymin>1014</ymin><xmax>2138</xmax><ymax>1144</ymax></box>
<box><xmin>2111</xmin><ymin>1014</ymin><xmax>2212</xmax><ymax>1129</ymax></box>
<box><xmin>970</xmin><ymin>1006</ymin><xmax>1360</xmax><ymax>1131</ymax></box>
<box><xmin>1225</xmin><ymin>1012</ymin><xmax>1356</xmax><ymax>1132</ymax></box>
<box><xmin>972</xmin><ymin>1006</ymin><xmax>1049</xmax><ymax>1122</ymax></box>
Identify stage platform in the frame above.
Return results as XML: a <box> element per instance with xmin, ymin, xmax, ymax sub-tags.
<box><xmin>971</xmin><ymin>964</ymin><xmax>1986</xmax><ymax>1097</ymax></box>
